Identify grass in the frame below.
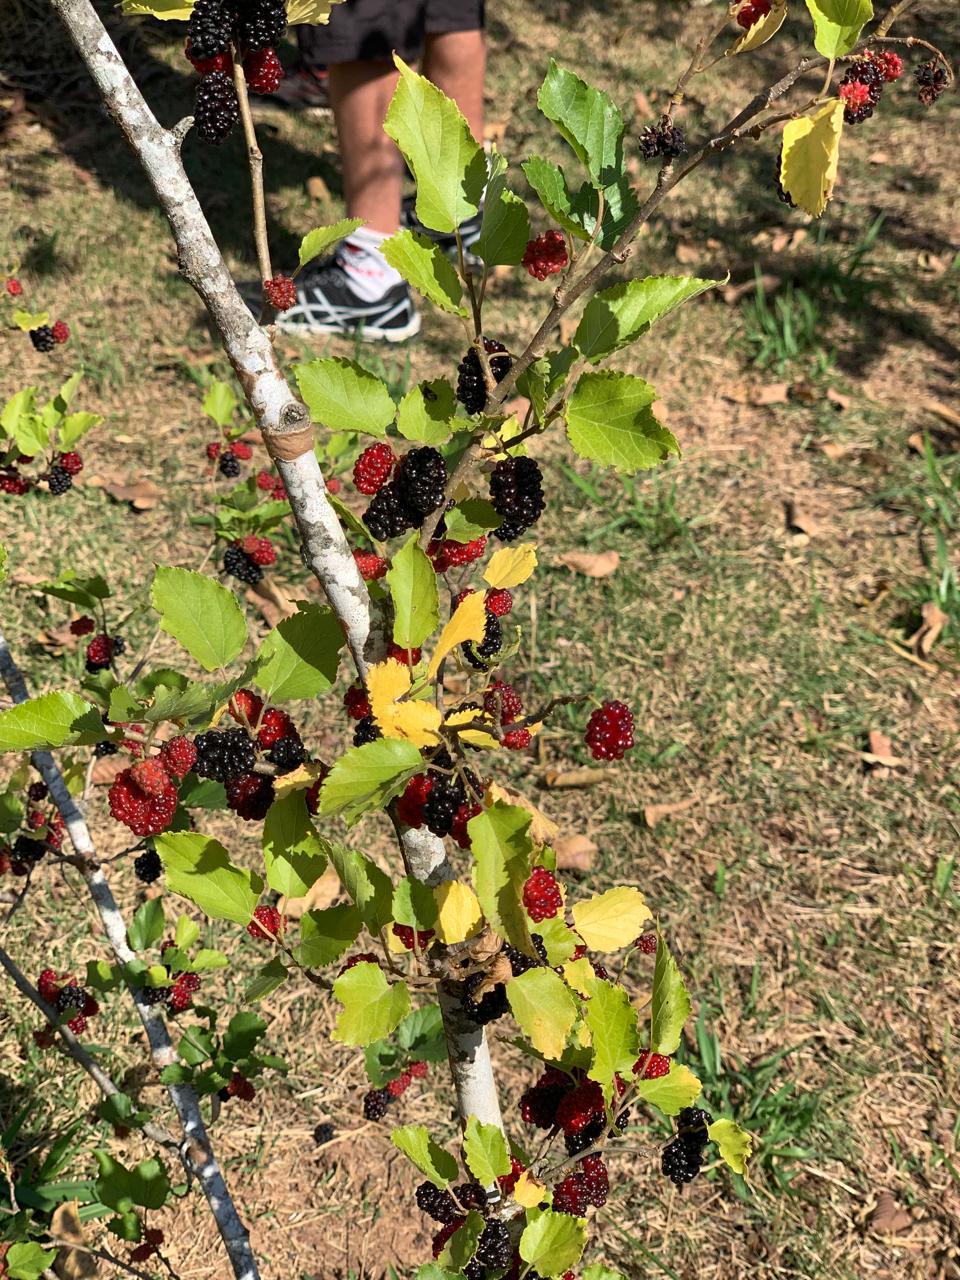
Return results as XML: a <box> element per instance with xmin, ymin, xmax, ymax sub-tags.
<box><xmin>2</xmin><ymin>1</ymin><xmax>960</xmax><ymax>1277</ymax></box>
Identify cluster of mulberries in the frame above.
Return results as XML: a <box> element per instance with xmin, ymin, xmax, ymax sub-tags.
<box><xmin>837</xmin><ymin>58</ymin><xmax>886</xmax><ymax>124</ymax></box>
<box><xmin>35</xmin><ymin>969</ymin><xmax>100</xmax><ymax>1037</ymax></box>
<box><xmin>362</xmin><ymin>447</ymin><xmax>448</xmax><ymax>540</ymax></box>
<box><xmin>915</xmin><ymin>58</ymin><xmax>948</xmax><ymax>106</ymax></box>
<box><xmin>661</xmin><ymin>1107</ymin><xmax>713</xmax><ymax>1188</ymax></box>
<box><xmin>186</xmin><ymin>0</ymin><xmax>287</xmax><ymax>143</ymax></box>
<box><xmin>488</xmin><ymin>455</ymin><xmax>545</xmax><ymax>542</ymax></box>
<box><xmin>0</xmin><ymin>798</ymin><xmax>66</xmax><ymax>878</ymax></box>
<box><xmin>522</xmin><ymin>230</ymin><xmax>568</xmax><ymax>280</ymax></box>
<box><xmin>520</xmin><ymin>1065</ymin><xmax>631</xmax><ymax>1163</ymax></box>
<box><xmin>638</xmin><ymin>121</ymin><xmax>686</xmax><ymax>160</ymax></box>
<box><xmin>462</xmin><ymin>607</ymin><xmax>503</xmax><ymax>670</ymax></box>
<box><xmin>0</xmin><ymin>448</ymin><xmax>83</xmax><ymax>500</ymax></box>
<box><xmin>222</xmin><ymin>534</ymin><xmax>277</xmax><ymax>585</ymax></box>
<box><xmin>456</xmin><ymin>339</ymin><xmax>513</xmax><ymax>415</ymax></box>
<box><xmin>85</xmin><ymin>632</ymin><xmax>125</xmax><ymax>672</ymax></box>
<box><xmin>361</xmin><ymin>1059</ymin><xmax>430</xmax><ymax>1122</ymax></box>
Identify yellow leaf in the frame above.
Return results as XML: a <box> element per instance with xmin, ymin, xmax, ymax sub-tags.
<box><xmin>50</xmin><ymin>1200</ymin><xmax>97</xmax><ymax>1279</ymax></box>
<box><xmin>483</xmin><ymin>544</ymin><xmax>538</xmax><ymax>590</ymax></box>
<box><xmin>573</xmin><ymin>1018</ymin><xmax>592</xmax><ymax>1048</ymax></box>
<box><xmin>120</xmin><ymin>0</ymin><xmax>193</xmax><ymax>17</ymax></box>
<box><xmin>571</xmin><ymin>886</ymin><xmax>651</xmax><ymax>951</ymax></box>
<box><xmin>727</xmin><ymin>0</ymin><xmax>787</xmax><ymax>54</ymax></box>
<box><xmin>780</xmin><ymin>100</ymin><xmax>845</xmax><ymax>218</ymax></box>
<box><xmin>563</xmin><ymin>956</ymin><xmax>598</xmax><ymax>997</ymax></box>
<box><xmin>209</xmin><ymin>700</ymin><xmax>229</xmax><ymax>727</ymax></box>
<box><xmin>368</xmin><ymin>659</ymin><xmax>442</xmax><ymax>747</ymax></box>
<box><xmin>444</xmin><ymin>707</ymin><xmax>500</xmax><ymax>749</ymax></box>
<box><xmin>287</xmin><ymin>0</ymin><xmax>344</xmax><ymax>20</ymax></box>
<box><xmin>273</xmin><ymin>760</ymin><xmax>327</xmax><ymax>798</ymax></box>
<box><xmin>434</xmin><ymin>880</ymin><xmax>484</xmax><ymax>943</ymax></box>
<box><xmin>387</xmin><ymin>928</ymin><xmax>408</xmax><ymax>953</ymax></box>
<box><xmin>513</xmin><ymin>1170</ymin><xmax>547</xmax><ymax>1208</ymax></box>
<box><xmin>427</xmin><ymin>591</ymin><xmax>488</xmax><ymax>677</ymax></box>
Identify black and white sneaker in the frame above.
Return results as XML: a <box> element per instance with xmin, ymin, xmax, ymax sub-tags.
<box><xmin>400</xmin><ymin>195</ymin><xmax>484</xmax><ymax>268</ymax></box>
<box><xmin>276</xmin><ymin>254</ymin><xmax>421</xmax><ymax>342</ymax></box>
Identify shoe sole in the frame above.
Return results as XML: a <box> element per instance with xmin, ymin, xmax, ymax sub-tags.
<box><xmin>275</xmin><ymin>312</ymin><xmax>422</xmax><ymax>343</ymax></box>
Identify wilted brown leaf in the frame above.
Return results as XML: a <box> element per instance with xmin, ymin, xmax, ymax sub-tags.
<box><xmin>922</xmin><ymin>398</ymin><xmax>960</xmax><ymax>431</ymax></box>
<box><xmin>863</xmin><ymin>730</ymin><xmax>905</xmax><ymax>773</ymax></box>
<box><xmin>908</xmin><ymin>601</ymin><xmax>949</xmax><ymax>657</ymax></box>
<box><xmin>826</xmin><ymin>386</ymin><xmax>851</xmax><ymax>411</ymax></box>
<box><xmin>557</xmin><ymin>550</ymin><xmax>620</xmax><ymax>578</ymax></box>
<box><xmin>306</xmin><ymin>174</ymin><xmax>331</xmax><ymax>201</ymax></box>
<box><xmin>91</xmin><ymin>755</ymin><xmax>127</xmax><ymax>785</ymax></box>
<box><xmin>559</xmin><ymin>314</ymin><xmax>578</xmax><ymax>346</ymax></box>
<box><xmin>812</xmin><ymin>439</ymin><xmax>857</xmax><ymax>460</ymax></box>
<box><xmin>789</xmin><ymin>380</ymin><xmax>818</xmax><ymax>405</ymax></box>
<box><xmin>245</xmin><ymin>579</ymin><xmax>297</xmax><ymax>627</ymax></box>
<box><xmin>542</xmin><ymin>767</ymin><xmax>606</xmax><ymax>789</ymax></box>
<box><xmin>554</xmin><ymin>835</ymin><xmax>597</xmax><ymax>872</ymax></box>
<box><xmin>51</xmin><ymin>1201</ymin><xmax>98</xmax><ymax>1278</ymax></box>
<box><xmin>750</xmin><ymin>382</ymin><xmax>790</xmax><ymax>406</ymax></box>
<box><xmin>35</xmin><ymin>624</ymin><xmax>81</xmax><ymax>655</ymax></box>
<box><xmin>783</xmin><ymin>499</ymin><xmax>820</xmax><ymax>538</ymax></box>
<box><xmin>868</xmin><ymin>1191</ymin><xmax>912</xmax><ymax>1236</ymax></box>
<box><xmin>88</xmin><ymin>475</ymin><xmax>164</xmax><ymax>511</ymax></box>
<box><xmin>643</xmin><ymin>795</ymin><xmax>699</xmax><ymax>829</ymax></box>
<box><xmin>486</xmin><ymin>781</ymin><xmax>558</xmax><ymax>845</ymax></box>
<box><xmin>484</xmin><ymin>120</ymin><xmax>508</xmax><ymax>146</ymax></box>
<box><xmin>674</xmin><ymin>242</ymin><xmax>700</xmax><ymax>265</ymax></box>
<box><xmin>723</xmin><ymin>273</ymin><xmax>780</xmax><ymax>305</ymax></box>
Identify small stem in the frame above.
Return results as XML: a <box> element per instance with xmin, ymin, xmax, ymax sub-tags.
<box><xmin>232</xmin><ymin>57</ymin><xmax>272</xmax><ymax>288</ymax></box>
<box><xmin>821</xmin><ymin>56</ymin><xmax>836</xmax><ymax>96</ymax></box>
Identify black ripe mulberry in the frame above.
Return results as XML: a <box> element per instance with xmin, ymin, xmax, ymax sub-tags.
<box><xmin>55</xmin><ymin>984</ymin><xmax>88</xmax><ymax>1014</ymax></box>
<box><xmin>423</xmin><ymin>769</ymin><xmax>464</xmax><ymax>838</ymax></box>
<box><xmin>187</xmin><ymin>0</ymin><xmax>234</xmax><ymax>59</ymax></box>
<box><xmin>661</xmin><ymin>1136</ymin><xmax>702</xmax><ymax>1187</ymax></box>
<box><xmin>395</xmin><ymin>447</ymin><xmax>447</xmax><ymax>518</ymax></box>
<box><xmin>266</xmin><ymin>734</ymin><xmax>305</xmax><ymax>773</ymax></box>
<box><xmin>30</xmin><ymin>326</ymin><xmax>56</xmax><ymax>353</ymax></box>
<box><xmin>219</xmin><ymin>449</ymin><xmax>242</xmax><ymax>478</ymax></box>
<box><xmin>461</xmin><ymin>972</ymin><xmax>509</xmax><ymax>1025</ymax></box>
<box><xmin>194</xmin><ymin>727</ymin><xmax>257</xmax><ymax>782</ymax></box>
<box><xmin>489</xmin><ymin>455</ymin><xmax>545</xmax><ymax>542</ymax></box>
<box><xmin>462</xmin><ymin>609</ymin><xmax>502</xmax><ymax>669</ymax></box>
<box><xmin>363</xmin><ymin>480</ymin><xmax>418</xmax><ymax>541</ymax></box>
<box><xmin>415</xmin><ymin>1182</ymin><xmax>459</xmax><ymax>1224</ymax></box>
<box><xmin>46</xmin><ymin>466</ymin><xmax>72</xmax><ymax>496</ymax></box>
<box><xmin>456</xmin><ymin>338</ymin><xmax>512</xmax><ymax>414</ymax></box>
<box><xmin>362</xmin><ymin>1087</ymin><xmax>391</xmax><ymax>1121</ymax></box>
<box><xmin>353</xmin><ymin>715</ymin><xmax>381</xmax><ymax>747</ymax></box>
<box><xmin>223</xmin><ymin>542</ymin><xmax>263</xmax><ymax>584</ymax></box>
<box><xmin>134</xmin><ymin>848</ymin><xmax>163</xmax><ymax>884</ymax></box>
<box><xmin>195</xmin><ymin>71</ymin><xmax>239</xmax><ymax>145</ymax></box>
<box><xmin>233</xmin><ymin>0</ymin><xmax>287</xmax><ymax>52</ymax></box>
<box><xmin>475</xmin><ymin>1221</ymin><xmax>512</xmax><ymax>1270</ymax></box>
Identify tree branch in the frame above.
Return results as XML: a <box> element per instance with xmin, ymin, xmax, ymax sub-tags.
<box><xmin>231</xmin><ymin>58</ymin><xmax>273</xmax><ymax>287</ymax></box>
<box><xmin>0</xmin><ymin>627</ymin><xmax>260</xmax><ymax>1280</ymax></box>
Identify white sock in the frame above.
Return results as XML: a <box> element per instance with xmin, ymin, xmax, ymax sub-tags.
<box><xmin>338</xmin><ymin>227</ymin><xmax>403</xmax><ymax>302</ymax></box>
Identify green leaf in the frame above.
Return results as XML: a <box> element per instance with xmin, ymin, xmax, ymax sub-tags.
<box><xmin>440</xmin><ymin>1211</ymin><xmax>484</xmax><ymax>1271</ymax></box>
<box><xmin>0</xmin><ymin>543</ymin><xmax>6</xmax><ymax>586</ymax></box>
<box><xmin>533</xmin><ymin>916</ymin><xmax>579</xmax><ymax>967</ymax></box>
<box><xmin>297</xmin><ymin>903</ymin><xmax>363</xmax><ymax>966</ymax></box>
<box><xmin>202</xmin><ymin>381</ymin><xmax>237</xmax><ymax>427</ymax></box>
<box><xmin>1</xmin><ymin>387</ymin><xmax>36</xmax><ymax>437</ymax></box>
<box><xmin>178</xmin><ymin>1025</ymin><xmax>215</xmax><ymax>1065</ymax></box>
<box><xmin>326</xmin><ymin>843</ymin><xmax>394</xmax><ymax>934</ymax></box>
<box><xmin>254</xmin><ymin>604</ymin><xmax>342</xmax><ymax>702</ymax></box>
<box><xmin>507</xmin><ymin>967</ymin><xmax>580</xmax><ymax>1060</ymax></box>
<box><xmin>12</xmin><ymin>309</ymin><xmax>49</xmax><ymax>332</ymax></box>
<box><xmin>245</xmin><ymin>955</ymin><xmax>288</xmax><ymax>1002</ymax></box>
<box><xmin>97</xmin><ymin>1092</ymin><xmax>150</xmax><ymax>1131</ymax></box>
<box><xmin>441</xmin><ymin>499</ymin><xmax>501</xmax><ymax>543</ymax></box>
<box><xmin>298</xmin><ymin>217</ymin><xmax>364</xmax><ymax>268</ymax></box>
<box><xmin>463</xmin><ymin>1116</ymin><xmax>512</xmax><ymax>1185</ymax></box>
<box><xmin>190</xmin><ymin>948</ymin><xmax>228</xmax><ymax>971</ymax></box>
<box><xmin>262</xmin><ymin>793</ymin><xmax>328</xmax><ymax>897</ymax></box>
<box><xmin>634</xmin><ymin>1063</ymin><xmax>702</xmax><ymax>1116</ymax></box>
<box><xmin>386</xmin><ymin>535</ymin><xmax>439</xmax><ymax>650</ymax></box>
<box><xmin>566</xmin><ymin>371</ymin><xmax>678</xmax><ymax>474</ymax></box>
<box><xmin>94</xmin><ymin>1152</ymin><xmax>170</xmax><ymax>1212</ymax></box>
<box><xmin>583</xmin><ymin>1265</ymin><xmax>628</xmax><ymax>1280</ymax></box>
<box><xmin>381</xmin><ymin>230</ymin><xmax>467</xmax><ymax>316</ymax></box>
<box><xmin>517</xmin><ymin>350</ymin><xmax>578</xmax><ymax>424</ymax></box>
<box><xmin>295</xmin><ymin>357</ymin><xmax>397</xmax><ymax>437</ymax></box>
<box><xmin>86</xmin><ymin>959</ymin><xmax>121</xmax><ymax>992</ymax></box>
<box><xmin>392</xmin><ymin>875</ymin><xmax>439</xmax><ymax>929</ymax></box>
<box><xmin>0</xmin><ymin>789</ymin><xmax>23</xmax><ymax>834</ymax></box>
<box><xmin>391</xmin><ymin>1123</ymin><xmax>459</xmax><ymax>1187</ymax></box>
<box><xmin>151</xmin><ymin>567</ymin><xmax>247</xmax><ymax>673</ymax></box>
<box><xmin>538</xmin><ymin>60</ymin><xmax>625</xmax><ymax>188</ymax></box>
<box><xmin>223</xmin><ymin>1010</ymin><xmax>267</xmax><ymax>1060</ymax></box>
<box><xmin>574</xmin><ymin>275</ymin><xmax>719</xmax><ymax>362</ymax></box>
<box><xmin>396</xmin><ymin>1002</ymin><xmax>446</xmax><ymax>1057</ymax></box>
<box><xmin>319</xmin><ymin>738</ymin><xmax>424</xmax><ymax>825</ymax></box>
<box><xmin>805</xmin><ymin>0</ymin><xmax>873</xmax><ymax>56</ymax></box>
<box><xmin>520</xmin><ymin>1207</ymin><xmax>587</xmax><ymax>1276</ymax></box>
<box><xmin>53</xmin><ymin>370</ymin><xmax>84</xmax><ymax>412</ymax></box>
<box><xmin>708</xmin><ymin>1117</ymin><xmax>753</xmax><ymax>1174</ymax></box>
<box><xmin>397</xmin><ymin>379</ymin><xmax>457</xmax><ymax>445</ymax></box>
<box><xmin>476</xmin><ymin>151</ymin><xmax>531</xmax><ymax>267</ymax></box>
<box><xmin>414</xmin><ymin>1267</ymin><xmax>464</xmax><ymax>1280</ymax></box>
<box><xmin>0</xmin><ymin>691</ymin><xmax>102</xmax><ymax>750</ymax></box>
<box><xmin>522</xmin><ymin>157</ymin><xmax>592</xmax><ymax>241</ymax></box>
<box><xmin>58</xmin><ymin>411</ymin><xmax>102</xmax><ymax>449</ymax></box>
<box><xmin>178</xmin><ymin>776</ymin><xmax>227</xmax><ymax>808</ymax></box>
<box><xmin>650</xmin><ymin>933</ymin><xmax>692</xmax><ymax>1055</ymax></box>
<box><xmin>584</xmin><ymin>979</ymin><xmax>640</xmax><ymax>1099</ymax></box>
<box><xmin>333</xmin><ymin>962</ymin><xmax>411</xmax><ymax>1046</ymax></box>
<box><xmin>154</xmin><ymin>832</ymin><xmax>263</xmax><ymax>924</ymax></box>
<box><xmin>469</xmin><ymin>802</ymin><xmax>533</xmax><ymax>951</ymax></box>
<box><xmin>127</xmin><ymin>898</ymin><xmax>165</xmax><ymax>952</ymax></box>
<box><xmin>36</xmin><ymin>571</ymin><xmax>110</xmax><ymax>609</ymax></box>
<box><xmin>10</xmin><ymin>412</ymin><xmax>51</xmax><ymax>456</ymax></box>
<box><xmin>6</xmin><ymin>1243</ymin><xmax>57</xmax><ymax>1280</ymax></box>
<box><xmin>384</xmin><ymin>55</ymin><xmax>486</xmax><ymax>233</ymax></box>
<box><xmin>174</xmin><ymin>916</ymin><xmax>201</xmax><ymax>950</ymax></box>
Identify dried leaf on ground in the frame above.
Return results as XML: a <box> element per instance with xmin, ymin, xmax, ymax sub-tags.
<box><xmin>643</xmin><ymin>795</ymin><xmax>702</xmax><ymax>828</ymax></box>
<box><xmin>826</xmin><ymin>387</ymin><xmax>851</xmax><ymax>411</ymax></box>
<box><xmin>306</xmin><ymin>174</ymin><xmax>331</xmax><ymax>201</ymax></box>
<box><xmin>557</xmin><ymin>550</ymin><xmax>620</xmax><ymax>578</ymax></box>
<box><xmin>675</xmin><ymin>242</ymin><xmax>700</xmax><ymax>265</ymax></box>
<box><xmin>907</xmin><ymin>601</ymin><xmax>949</xmax><ymax>657</ymax></box>
<box><xmin>868</xmin><ymin>1191</ymin><xmax>912</xmax><ymax>1236</ymax></box>
<box><xmin>245</xmin><ymin>579</ymin><xmax>297</xmax><ymax>627</ymax></box>
<box><xmin>723</xmin><ymin>273</ymin><xmax>780</xmax><ymax>305</ymax></box>
<box><xmin>813</xmin><ymin>439</ymin><xmax>857</xmax><ymax>460</ymax></box>
<box><xmin>88</xmin><ymin>475</ymin><xmax>164</xmax><ymax>510</ymax></box>
<box><xmin>863</xmin><ymin>730</ymin><xmax>906</xmax><ymax>772</ymax></box>
<box><xmin>91</xmin><ymin>755</ymin><xmax>128</xmax><ymax>785</ymax></box>
<box><xmin>542</xmin><ymin>767</ymin><xmax>606</xmax><ymax>789</ymax></box>
<box><xmin>783</xmin><ymin>499</ymin><xmax>820</xmax><ymax>537</ymax></box>
<box><xmin>554</xmin><ymin>834</ymin><xmax>597</xmax><ymax>872</ymax></box>
<box><xmin>751</xmin><ymin>382</ymin><xmax>790</xmax><ymax>406</ymax></box>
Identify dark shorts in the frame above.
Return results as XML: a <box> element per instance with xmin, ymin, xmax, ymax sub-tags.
<box><xmin>297</xmin><ymin>0</ymin><xmax>485</xmax><ymax>66</ymax></box>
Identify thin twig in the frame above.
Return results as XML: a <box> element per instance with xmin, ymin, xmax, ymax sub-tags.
<box><xmin>232</xmin><ymin>58</ymin><xmax>272</xmax><ymax>288</ymax></box>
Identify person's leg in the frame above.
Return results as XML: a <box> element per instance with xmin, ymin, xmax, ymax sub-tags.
<box><xmin>421</xmin><ymin>27</ymin><xmax>486</xmax><ymax>143</ymax></box>
<box><xmin>327</xmin><ymin>60</ymin><xmax>403</xmax><ymax>233</ymax></box>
